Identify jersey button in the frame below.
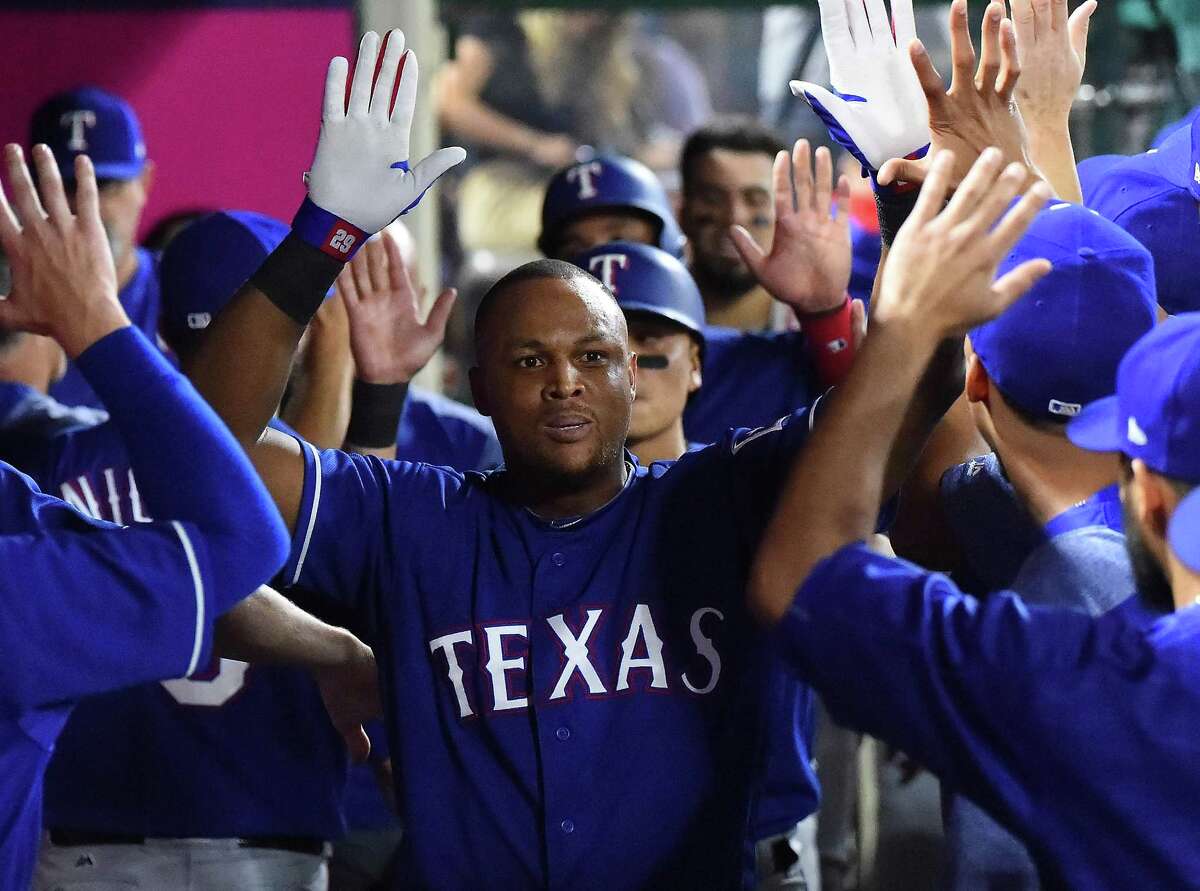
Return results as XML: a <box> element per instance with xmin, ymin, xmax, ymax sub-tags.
<box><xmin>556</xmin><ymin>726</ymin><xmax>570</xmax><ymax>741</ymax></box>
<box><xmin>552</xmin><ymin>552</ymin><xmax>566</xmax><ymax>567</ymax></box>
<box><xmin>560</xmin><ymin>819</ymin><xmax>575</xmax><ymax>835</ymax></box>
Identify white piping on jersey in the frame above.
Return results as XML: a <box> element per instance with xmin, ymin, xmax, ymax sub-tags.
<box><xmin>171</xmin><ymin>520</ymin><xmax>206</xmax><ymax>677</ymax></box>
<box><xmin>291</xmin><ymin>440</ymin><xmax>324</xmax><ymax>585</ymax></box>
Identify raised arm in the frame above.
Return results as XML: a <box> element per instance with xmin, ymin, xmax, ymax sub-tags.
<box><xmin>186</xmin><ymin>30</ymin><xmax>464</xmax><ymax>530</ymax></box>
<box><xmin>1009</xmin><ymin>0</ymin><xmax>1096</xmax><ymax>203</ymax></box>
<box><xmin>730</xmin><ymin>139</ymin><xmax>862</xmax><ymax>388</ymax></box>
<box><xmin>340</xmin><ymin>226</ymin><xmax>456</xmax><ymax>459</ymax></box>
<box><xmin>748</xmin><ymin>149</ymin><xmax>1052</xmax><ymax>624</ymax></box>
<box><xmin>0</xmin><ymin>144</ymin><xmax>288</xmax><ymax>614</ymax></box>
<box><xmin>279</xmin><ymin>290</ymin><xmax>354</xmax><ymax>450</ymax></box>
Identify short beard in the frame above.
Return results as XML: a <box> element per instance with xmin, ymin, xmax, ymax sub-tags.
<box><xmin>691</xmin><ymin>254</ymin><xmax>757</xmax><ymax>300</ymax></box>
<box><xmin>1123</xmin><ymin>497</ymin><xmax>1175</xmax><ymax>614</ymax></box>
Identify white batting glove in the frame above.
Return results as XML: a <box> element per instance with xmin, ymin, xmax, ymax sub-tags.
<box><xmin>790</xmin><ymin>0</ymin><xmax>930</xmax><ymax>189</ymax></box>
<box><xmin>293</xmin><ymin>30</ymin><xmax>466</xmax><ymax>261</ymax></box>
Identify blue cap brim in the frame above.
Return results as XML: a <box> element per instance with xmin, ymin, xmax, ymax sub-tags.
<box><xmin>1067</xmin><ymin>395</ymin><xmax>1124</xmax><ymax>453</ymax></box>
<box><xmin>67</xmin><ymin>159</ymin><xmax>145</xmax><ymax>182</ymax></box>
<box><xmin>1169</xmin><ymin>488</ymin><xmax>1200</xmax><ymax>573</ymax></box>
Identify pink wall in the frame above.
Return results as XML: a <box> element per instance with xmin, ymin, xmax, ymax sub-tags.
<box><xmin>0</xmin><ymin>9</ymin><xmax>354</xmax><ymax>238</ymax></box>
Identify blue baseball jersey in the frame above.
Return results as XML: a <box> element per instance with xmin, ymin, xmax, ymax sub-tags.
<box><xmin>398</xmin><ymin>386</ymin><xmax>503</xmax><ymax>471</ymax></box>
<box><xmin>50</xmin><ymin>247</ymin><xmax>162</xmax><ymax>409</ymax></box>
<box><xmin>280</xmin><ymin>412</ymin><xmax>822</xmax><ymax>890</ymax></box>
<box><xmin>848</xmin><ymin>220</ymin><xmax>881</xmax><ymax>306</ymax></box>
<box><xmin>4</xmin><ymin>417</ymin><xmax>348</xmax><ymax>841</ymax></box>
<box><xmin>938</xmin><ymin>461</ymin><xmax>1143</xmax><ymax>889</ymax></box>
<box><xmin>780</xmin><ymin>542</ymin><xmax>1200</xmax><ymax>888</ymax></box>
<box><xmin>0</xmin><ymin>381</ymin><xmax>107</xmax><ymax>441</ymax></box>
<box><xmin>684</xmin><ymin>327</ymin><xmax>818</xmax><ymax>447</ymax></box>
<box><xmin>0</xmin><ymin>464</ymin><xmax>214</xmax><ymax>890</ymax></box>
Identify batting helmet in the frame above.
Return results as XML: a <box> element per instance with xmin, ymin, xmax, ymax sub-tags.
<box><xmin>573</xmin><ymin>241</ymin><xmax>705</xmax><ymax>351</ymax></box>
<box><xmin>540</xmin><ymin>155</ymin><xmax>687</xmax><ymax>259</ymax></box>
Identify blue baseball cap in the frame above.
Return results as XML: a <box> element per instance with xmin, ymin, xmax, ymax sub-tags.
<box><xmin>541</xmin><ymin>155</ymin><xmax>687</xmax><ymax>259</ymax></box>
<box><xmin>30</xmin><ymin>86</ymin><xmax>147</xmax><ymax>182</ymax></box>
<box><xmin>1085</xmin><ymin>120</ymin><xmax>1200</xmax><ymax>315</ymax></box>
<box><xmin>160</xmin><ymin>211</ymin><xmax>289</xmax><ymax>346</ymax></box>
<box><xmin>969</xmin><ymin>202</ymin><xmax>1158</xmax><ymax>422</ymax></box>
<box><xmin>572</xmin><ymin>241</ymin><xmax>706</xmax><ymax>349</ymax></box>
<box><xmin>1068</xmin><ymin>314</ymin><xmax>1200</xmax><ymax>482</ymax></box>
<box><xmin>1077</xmin><ymin>154</ymin><xmax>1126</xmax><ymax>204</ymax></box>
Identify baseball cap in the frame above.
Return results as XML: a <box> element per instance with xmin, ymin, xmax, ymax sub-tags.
<box><xmin>159</xmin><ymin>210</ymin><xmax>290</xmax><ymax>346</ymax></box>
<box><xmin>1068</xmin><ymin>313</ymin><xmax>1200</xmax><ymax>483</ymax></box>
<box><xmin>1085</xmin><ymin>119</ymin><xmax>1200</xmax><ymax>315</ymax></box>
<box><xmin>572</xmin><ymin>241</ymin><xmax>706</xmax><ymax>349</ymax></box>
<box><xmin>969</xmin><ymin>202</ymin><xmax>1158</xmax><ymax>423</ymax></box>
<box><xmin>30</xmin><ymin>86</ymin><xmax>147</xmax><ymax>181</ymax></box>
<box><xmin>1076</xmin><ymin>154</ymin><xmax>1126</xmax><ymax>204</ymax></box>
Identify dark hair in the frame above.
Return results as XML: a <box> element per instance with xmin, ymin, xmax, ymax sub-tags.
<box><xmin>0</xmin><ymin>327</ymin><xmax>22</xmax><ymax>356</ymax></box>
<box><xmin>993</xmin><ymin>382</ymin><xmax>1072</xmax><ymax>432</ymax></box>
<box><xmin>680</xmin><ymin>117</ymin><xmax>788</xmax><ymax>195</ymax></box>
<box><xmin>1119</xmin><ymin>453</ymin><xmax>1200</xmax><ymax>497</ymax></box>
<box><xmin>473</xmin><ymin>258</ymin><xmax>609</xmax><ymax>357</ymax></box>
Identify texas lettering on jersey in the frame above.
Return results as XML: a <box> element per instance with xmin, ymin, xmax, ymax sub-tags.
<box><xmin>429</xmin><ymin>604</ymin><xmax>726</xmax><ymax>718</ymax></box>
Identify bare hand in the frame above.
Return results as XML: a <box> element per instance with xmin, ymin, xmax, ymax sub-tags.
<box><xmin>339</xmin><ymin>229</ymin><xmax>456</xmax><ymax>384</ymax></box>
<box><xmin>874</xmin><ymin>148</ymin><xmax>1052</xmax><ymax>341</ymax></box>
<box><xmin>879</xmin><ymin>1</ymin><xmax>1033</xmax><ymax>190</ymax></box>
<box><xmin>0</xmin><ymin>144</ymin><xmax>128</xmax><ymax>358</ymax></box>
<box><xmin>1011</xmin><ymin>0</ymin><xmax>1095</xmax><ymax>128</ymax></box>
<box><xmin>313</xmin><ymin>634</ymin><xmax>382</xmax><ymax>764</ymax></box>
<box><xmin>730</xmin><ymin>140</ymin><xmax>852</xmax><ymax>316</ymax></box>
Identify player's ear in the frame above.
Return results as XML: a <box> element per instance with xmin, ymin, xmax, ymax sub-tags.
<box><xmin>468</xmin><ymin>365</ymin><xmax>491</xmax><ymax>417</ymax></box>
<box><xmin>138</xmin><ymin>160</ymin><xmax>156</xmax><ymax>198</ymax></box>
<box><xmin>964</xmin><ymin>353</ymin><xmax>989</xmax><ymax>405</ymax></box>
<box><xmin>688</xmin><ymin>341</ymin><xmax>702</xmax><ymax>394</ymax></box>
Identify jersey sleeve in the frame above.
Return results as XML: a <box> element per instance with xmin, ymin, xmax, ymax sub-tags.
<box><xmin>0</xmin><ymin>491</ymin><xmax>214</xmax><ymax>710</ymax></box>
<box><xmin>775</xmin><ymin>542</ymin><xmax>1127</xmax><ymax>826</ymax></box>
<box><xmin>280</xmin><ymin>435</ymin><xmax>467</xmax><ymax>612</ymax></box>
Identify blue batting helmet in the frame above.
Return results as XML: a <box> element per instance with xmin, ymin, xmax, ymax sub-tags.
<box><xmin>540</xmin><ymin>155</ymin><xmax>687</xmax><ymax>259</ymax></box>
<box><xmin>573</xmin><ymin>241</ymin><xmax>705</xmax><ymax>350</ymax></box>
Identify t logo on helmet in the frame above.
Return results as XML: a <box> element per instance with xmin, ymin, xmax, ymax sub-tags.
<box><xmin>588</xmin><ymin>253</ymin><xmax>628</xmax><ymax>294</ymax></box>
<box><xmin>60</xmin><ymin>110</ymin><xmax>97</xmax><ymax>152</ymax></box>
<box><xmin>566</xmin><ymin>161</ymin><xmax>604</xmax><ymax>200</ymax></box>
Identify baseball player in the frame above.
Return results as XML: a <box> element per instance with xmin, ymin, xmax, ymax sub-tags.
<box><xmin>31</xmin><ymin>87</ymin><xmax>162</xmax><ymax>409</ymax></box>
<box><xmin>542</xmin><ymin>145</ymin><xmax>864</xmax><ymax>445</ymax></box>
<box><xmin>171</xmin><ymin>29</ymin><xmax>959</xmax><ymax>889</ymax></box>
<box><xmin>0</xmin><ymin>144</ymin><xmax>294</xmax><ymax>890</ymax></box>
<box><xmin>4</xmin><ymin>210</ymin><xmax>354</xmax><ymax>890</ymax></box>
<box><xmin>750</xmin><ymin>143</ymin><xmax>1200</xmax><ymax>887</ymax></box>
<box><xmin>1079</xmin><ymin>116</ymin><xmax>1200</xmax><ymax>315</ymax></box>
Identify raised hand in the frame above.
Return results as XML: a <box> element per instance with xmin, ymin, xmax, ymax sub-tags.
<box><xmin>338</xmin><ymin>227</ymin><xmax>456</xmax><ymax>384</ymax></box>
<box><xmin>874</xmin><ymin>147</ymin><xmax>1052</xmax><ymax>340</ymax></box>
<box><xmin>879</xmin><ymin>1</ymin><xmax>1033</xmax><ymax>190</ymax></box>
<box><xmin>0</xmin><ymin>144</ymin><xmax>128</xmax><ymax>358</ymax></box>
<box><xmin>1009</xmin><ymin>0</ymin><xmax>1096</xmax><ymax>202</ymax></box>
<box><xmin>730</xmin><ymin>140</ymin><xmax>852</xmax><ymax>315</ymax></box>
<box><xmin>297</xmin><ymin>30</ymin><xmax>467</xmax><ymax>259</ymax></box>
<box><xmin>792</xmin><ymin>0</ymin><xmax>930</xmax><ymax>184</ymax></box>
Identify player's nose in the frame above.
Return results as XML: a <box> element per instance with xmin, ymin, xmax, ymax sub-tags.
<box><xmin>543</xmin><ymin>358</ymin><xmax>584</xmax><ymax>400</ymax></box>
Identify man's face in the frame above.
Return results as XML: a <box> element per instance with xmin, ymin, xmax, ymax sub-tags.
<box><xmin>473</xmin><ymin>277</ymin><xmax>635</xmax><ymax>487</ymax></box>
<box><xmin>680</xmin><ymin>149</ymin><xmax>775</xmax><ymax>296</ymax></box>
<box><xmin>555</xmin><ymin>211</ymin><xmax>659</xmax><ymax>260</ymax></box>
<box><xmin>626</xmin><ymin>316</ymin><xmax>701</xmax><ymax>445</ymax></box>
<box><xmin>1120</xmin><ymin>474</ymin><xmax>1175</xmax><ymax>614</ymax></box>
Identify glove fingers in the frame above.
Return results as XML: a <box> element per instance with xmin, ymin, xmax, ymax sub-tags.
<box><xmin>863</xmin><ymin>0</ymin><xmax>890</xmax><ymax>44</ymax></box>
<box><xmin>348</xmin><ymin>32</ymin><xmax>381</xmax><ymax>117</ymax></box>
<box><xmin>845</xmin><ymin>0</ymin><xmax>872</xmax><ymax>49</ymax></box>
<box><xmin>794</xmin><ymin>84</ymin><xmax>871</xmax><ymax>171</ymax></box>
<box><xmin>892</xmin><ymin>0</ymin><xmax>918</xmax><ymax>50</ymax></box>
<box><xmin>371</xmin><ymin>29</ymin><xmax>406</xmax><ymax>121</ymax></box>
<box><xmin>818</xmin><ymin>0</ymin><xmax>854</xmax><ymax>58</ymax></box>
<box><xmin>390</xmin><ymin>50</ymin><xmax>419</xmax><ymax>130</ymax></box>
<box><xmin>323</xmin><ymin>56</ymin><xmax>350</xmax><ymax>119</ymax></box>
<box><xmin>400</xmin><ymin>147</ymin><xmax>467</xmax><ymax>215</ymax></box>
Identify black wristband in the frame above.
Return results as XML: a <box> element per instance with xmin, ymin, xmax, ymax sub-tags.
<box><xmin>346</xmin><ymin>379</ymin><xmax>408</xmax><ymax>449</ymax></box>
<box><xmin>875</xmin><ymin>189</ymin><xmax>922</xmax><ymax>248</ymax></box>
<box><xmin>248</xmin><ymin>232</ymin><xmax>344</xmax><ymax>326</ymax></box>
